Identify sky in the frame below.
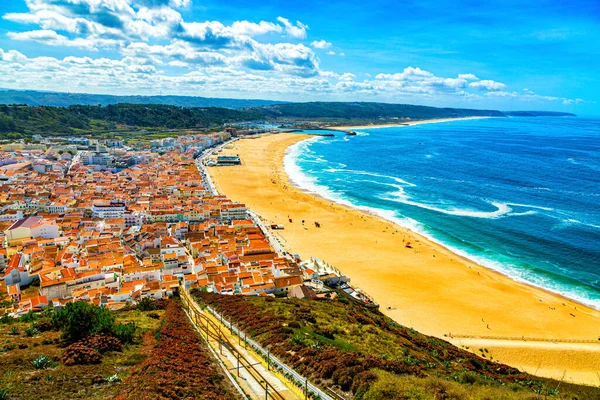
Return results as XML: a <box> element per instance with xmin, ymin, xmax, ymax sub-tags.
<box><xmin>0</xmin><ymin>0</ymin><xmax>598</xmax><ymax>114</ymax></box>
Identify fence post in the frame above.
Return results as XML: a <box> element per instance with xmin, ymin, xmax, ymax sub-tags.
<box><xmin>237</xmin><ymin>352</ymin><xmax>240</xmax><ymax>377</ymax></box>
<box><xmin>305</xmin><ymin>378</ymin><xmax>308</xmax><ymax>399</ymax></box>
<box><xmin>219</xmin><ymin>326</ymin><xmax>223</xmax><ymax>354</ymax></box>
<box><xmin>267</xmin><ymin>350</ymin><xmax>270</xmax><ymax>371</ymax></box>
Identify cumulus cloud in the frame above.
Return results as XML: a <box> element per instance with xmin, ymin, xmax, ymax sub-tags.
<box><xmin>0</xmin><ymin>1</ymin><xmax>580</xmax><ymax>106</ymax></box>
<box><xmin>458</xmin><ymin>73</ymin><xmax>478</xmax><ymax>80</ymax></box>
<box><xmin>310</xmin><ymin>40</ymin><xmax>332</xmax><ymax>49</ymax></box>
<box><xmin>231</xmin><ymin>20</ymin><xmax>282</xmax><ymax>36</ymax></box>
<box><xmin>469</xmin><ymin>79</ymin><xmax>506</xmax><ymax>91</ymax></box>
<box><xmin>8</xmin><ymin>29</ymin><xmax>120</xmax><ymax>50</ymax></box>
<box><xmin>276</xmin><ymin>17</ymin><xmax>308</xmax><ymax>39</ymax></box>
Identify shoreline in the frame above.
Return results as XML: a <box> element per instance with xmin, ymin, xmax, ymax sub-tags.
<box><xmin>208</xmin><ymin>132</ymin><xmax>600</xmax><ymax>385</ymax></box>
<box><xmin>328</xmin><ymin>116</ymin><xmax>495</xmax><ymax>130</ymax></box>
<box><xmin>282</xmin><ymin>137</ymin><xmax>600</xmax><ymax>312</ymax></box>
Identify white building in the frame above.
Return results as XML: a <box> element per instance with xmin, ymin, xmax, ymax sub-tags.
<box><xmin>31</xmin><ymin>219</ymin><xmax>60</xmax><ymax>239</ymax></box>
<box><xmin>92</xmin><ymin>202</ymin><xmax>126</xmax><ymax>219</ymax></box>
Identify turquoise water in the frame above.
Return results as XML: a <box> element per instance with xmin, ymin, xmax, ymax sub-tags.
<box><xmin>284</xmin><ymin>117</ymin><xmax>600</xmax><ymax>308</ymax></box>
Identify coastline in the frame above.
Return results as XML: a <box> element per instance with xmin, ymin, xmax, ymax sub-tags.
<box><xmin>328</xmin><ymin>116</ymin><xmax>495</xmax><ymax>130</ymax></box>
<box><xmin>208</xmin><ymin>132</ymin><xmax>600</xmax><ymax>385</ymax></box>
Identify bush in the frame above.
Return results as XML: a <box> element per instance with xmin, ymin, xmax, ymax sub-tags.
<box><xmin>136</xmin><ymin>298</ymin><xmax>156</xmax><ymax>312</ymax></box>
<box><xmin>0</xmin><ymin>389</ymin><xmax>8</xmax><ymax>400</ymax></box>
<box><xmin>0</xmin><ymin>314</ymin><xmax>15</xmax><ymax>325</ymax></box>
<box><xmin>25</xmin><ymin>327</ymin><xmax>39</xmax><ymax>337</ymax></box>
<box><xmin>34</xmin><ymin>320</ymin><xmax>53</xmax><ymax>332</ymax></box>
<box><xmin>51</xmin><ymin>302</ymin><xmax>115</xmax><ymax>343</ymax></box>
<box><xmin>9</xmin><ymin>326</ymin><xmax>18</xmax><ymax>335</ymax></box>
<box><xmin>32</xmin><ymin>355</ymin><xmax>55</xmax><ymax>370</ymax></box>
<box><xmin>20</xmin><ymin>311</ymin><xmax>37</xmax><ymax>324</ymax></box>
<box><xmin>62</xmin><ymin>343</ymin><xmax>102</xmax><ymax>366</ymax></box>
<box><xmin>113</xmin><ymin>322</ymin><xmax>137</xmax><ymax>344</ymax></box>
<box><xmin>148</xmin><ymin>312</ymin><xmax>160</xmax><ymax>319</ymax></box>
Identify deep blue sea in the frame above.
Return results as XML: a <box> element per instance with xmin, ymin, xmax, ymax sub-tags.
<box><xmin>284</xmin><ymin>117</ymin><xmax>600</xmax><ymax>308</ymax></box>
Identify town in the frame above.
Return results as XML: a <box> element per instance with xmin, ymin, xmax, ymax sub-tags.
<box><xmin>0</xmin><ymin>130</ymin><xmax>350</xmax><ymax>317</ymax></box>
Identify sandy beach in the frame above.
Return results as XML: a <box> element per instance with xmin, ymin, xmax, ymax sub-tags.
<box><xmin>208</xmin><ymin>132</ymin><xmax>600</xmax><ymax>385</ymax></box>
<box><xmin>329</xmin><ymin>116</ymin><xmax>494</xmax><ymax>130</ymax></box>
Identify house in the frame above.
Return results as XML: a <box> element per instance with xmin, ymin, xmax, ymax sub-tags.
<box><xmin>3</xmin><ymin>253</ymin><xmax>34</xmax><ymax>287</ymax></box>
<box><xmin>31</xmin><ymin>219</ymin><xmax>60</xmax><ymax>239</ymax></box>
<box><xmin>288</xmin><ymin>285</ymin><xmax>317</xmax><ymax>299</ymax></box>
<box><xmin>5</xmin><ymin>216</ymin><xmax>43</xmax><ymax>245</ymax></box>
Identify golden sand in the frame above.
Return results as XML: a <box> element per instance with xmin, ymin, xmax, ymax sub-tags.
<box><xmin>209</xmin><ymin>132</ymin><xmax>600</xmax><ymax>385</ymax></box>
<box><xmin>330</xmin><ymin>116</ymin><xmax>494</xmax><ymax>130</ymax></box>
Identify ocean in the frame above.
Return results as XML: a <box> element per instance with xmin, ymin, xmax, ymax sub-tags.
<box><xmin>284</xmin><ymin>117</ymin><xmax>600</xmax><ymax>309</ymax></box>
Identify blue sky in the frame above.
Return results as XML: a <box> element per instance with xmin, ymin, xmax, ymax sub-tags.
<box><xmin>0</xmin><ymin>0</ymin><xmax>598</xmax><ymax>114</ymax></box>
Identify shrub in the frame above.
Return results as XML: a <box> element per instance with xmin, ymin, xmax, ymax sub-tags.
<box><xmin>62</xmin><ymin>343</ymin><xmax>102</xmax><ymax>366</ymax></box>
<box><xmin>51</xmin><ymin>301</ymin><xmax>115</xmax><ymax>343</ymax></box>
<box><xmin>25</xmin><ymin>327</ymin><xmax>40</xmax><ymax>337</ymax></box>
<box><xmin>0</xmin><ymin>314</ymin><xmax>15</xmax><ymax>325</ymax></box>
<box><xmin>32</xmin><ymin>355</ymin><xmax>55</xmax><ymax>370</ymax></box>
<box><xmin>84</xmin><ymin>334</ymin><xmax>123</xmax><ymax>353</ymax></box>
<box><xmin>0</xmin><ymin>389</ymin><xmax>8</xmax><ymax>400</ymax></box>
<box><xmin>9</xmin><ymin>326</ymin><xmax>18</xmax><ymax>335</ymax></box>
<box><xmin>34</xmin><ymin>320</ymin><xmax>53</xmax><ymax>332</ymax></box>
<box><xmin>105</xmin><ymin>374</ymin><xmax>121</xmax><ymax>383</ymax></box>
<box><xmin>136</xmin><ymin>298</ymin><xmax>156</xmax><ymax>312</ymax></box>
<box><xmin>112</xmin><ymin>322</ymin><xmax>137</xmax><ymax>344</ymax></box>
<box><xmin>20</xmin><ymin>311</ymin><xmax>37</xmax><ymax>324</ymax></box>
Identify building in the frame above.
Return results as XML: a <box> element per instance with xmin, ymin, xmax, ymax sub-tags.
<box><xmin>5</xmin><ymin>216</ymin><xmax>43</xmax><ymax>245</ymax></box>
<box><xmin>92</xmin><ymin>201</ymin><xmax>126</xmax><ymax>219</ymax></box>
<box><xmin>216</xmin><ymin>155</ymin><xmax>241</xmax><ymax>165</ymax></box>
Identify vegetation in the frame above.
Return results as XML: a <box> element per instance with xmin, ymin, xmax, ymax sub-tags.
<box><xmin>258</xmin><ymin>101</ymin><xmax>504</xmax><ymax>119</ymax></box>
<box><xmin>114</xmin><ymin>298</ymin><xmax>238</xmax><ymax>400</ymax></box>
<box><xmin>194</xmin><ymin>292</ymin><xmax>600</xmax><ymax>400</ymax></box>
<box><xmin>0</xmin><ymin>89</ymin><xmax>281</xmax><ymax>108</ymax></box>
<box><xmin>0</xmin><ymin>101</ymin><xmax>521</xmax><ymax>139</ymax></box>
<box><xmin>51</xmin><ymin>301</ymin><xmax>116</xmax><ymax>343</ymax></box>
<box><xmin>0</xmin><ymin>103</ymin><xmax>266</xmax><ymax>138</ymax></box>
<box><xmin>0</xmin><ymin>305</ymin><xmax>165</xmax><ymax>399</ymax></box>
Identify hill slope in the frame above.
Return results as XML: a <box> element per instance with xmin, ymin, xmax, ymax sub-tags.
<box><xmin>0</xmin><ymin>89</ymin><xmax>282</xmax><ymax>108</ymax></box>
<box><xmin>257</xmin><ymin>101</ymin><xmax>504</xmax><ymax>119</ymax></box>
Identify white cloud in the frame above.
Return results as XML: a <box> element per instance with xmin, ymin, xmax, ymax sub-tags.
<box><xmin>276</xmin><ymin>17</ymin><xmax>308</xmax><ymax>39</ymax></box>
<box><xmin>458</xmin><ymin>73</ymin><xmax>478</xmax><ymax>80</ymax></box>
<box><xmin>469</xmin><ymin>79</ymin><xmax>506</xmax><ymax>91</ymax></box>
<box><xmin>562</xmin><ymin>98</ymin><xmax>583</xmax><ymax>105</ymax></box>
<box><xmin>0</xmin><ymin>1</ymin><xmax>580</xmax><ymax>107</ymax></box>
<box><xmin>8</xmin><ymin>29</ymin><xmax>120</xmax><ymax>50</ymax></box>
<box><xmin>231</xmin><ymin>20</ymin><xmax>282</xmax><ymax>36</ymax></box>
<box><xmin>376</xmin><ymin>67</ymin><xmax>434</xmax><ymax>81</ymax></box>
<box><xmin>310</xmin><ymin>40</ymin><xmax>331</xmax><ymax>49</ymax></box>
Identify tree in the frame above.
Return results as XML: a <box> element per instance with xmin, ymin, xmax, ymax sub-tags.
<box><xmin>51</xmin><ymin>301</ymin><xmax>115</xmax><ymax>343</ymax></box>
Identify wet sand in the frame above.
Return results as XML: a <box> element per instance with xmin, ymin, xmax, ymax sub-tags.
<box><xmin>209</xmin><ymin>132</ymin><xmax>600</xmax><ymax>385</ymax></box>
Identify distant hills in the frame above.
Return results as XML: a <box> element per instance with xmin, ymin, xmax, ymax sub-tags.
<box><xmin>0</xmin><ymin>89</ymin><xmax>282</xmax><ymax>109</ymax></box>
<box><xmin>504</xmin><ymin>111</ymin><xmax>576</xmax><ymax>117</ymax></box>
<box><xmin>0</xmin><ymin>89</ymin><xmax>577</xmax><ymax>138</ymax></box>
<box><xmin>257</xmin><ymin>101</ymin><xmax>504</xmax><ymax>119</ymax></box>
